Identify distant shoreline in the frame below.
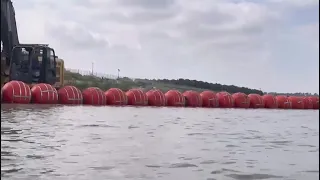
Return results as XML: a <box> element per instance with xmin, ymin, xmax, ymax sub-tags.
<box><xmin>64</xmin><ymin>70</ymin><xmax>318</xmax><ymax>96</ymax></box>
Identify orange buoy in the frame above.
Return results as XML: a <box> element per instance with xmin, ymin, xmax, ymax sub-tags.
<box><xmin>1</xmin><ymin>81</ymin><xmax>32</xmax><ymax>103</ymax></box>
<box><xmin>165</xmin><ymin>90</ymin><xmax>185</xmax><ymax>107</ymax></box>
<box><xmin>183</xmin><ymin>90</ymin><xmax>202</xmax><ymax>107</ymax></box>
<box><xmin>302</xmin><ymin>97</ymin><xmax>313</xmax><ymax>109</ymax></box>
<box><xmin>82</xmin><ymin>87</ymin><xmax>106</xmax><ymax>105</ymax></box>
<box><xmin>105</xmin><ymin>88</ymin><xmax>128</xmax><ymax>105</ymax></box>
<box><xmin>276</xmin><ymin>95</ymin><xmax>291</xmax><ymax>109</ymax></box>
<box><xmin>248</xmin><ymin>94</ymin><xmax>264</xmax><ymax>108</ymax></box>
<box><xmin>58</xmin><ymin>86</ymin><xmax>83</xmax><ymax>104</ymax></box>
<box><xmin>262</xmin><ymin>94</ymin><xmax>278</xmax><ymax>109</ymax></box>
<box><xmin>308</xmin><ymin>96</ymin><xmax>319</xmax><ymax>109</ymax></box>
<box><xmin>126</xmin><ymin>88</ymin><xmax>148</xmax><ymax>106</ymax></box>
<box><xmin>200</xmin><ymin>90</ymin><xmax>219</xmax><ymax>108</ymax></box>
<box><xmin>31</xmin><ymin>83</ymin><xmax>58</xmax><ymax>104</ymax></box>
<box><xmin>216</xmin><ymin>92</ymin><xmax>234</xmax><ymax>108</ymax></box>
<box><xmin>146</xmin><ymin>89</ymin><xmax>166</xmax><ymax>106</ymax></box>
<box><xmin>232</xmin><ymin>92</ymin><xmax>250</xmax><ymax>108</ymax></box>
<box><xmin>288</xmin><ymin>96</ymin><xmax>304</xmax><ymax>109</ymax></box>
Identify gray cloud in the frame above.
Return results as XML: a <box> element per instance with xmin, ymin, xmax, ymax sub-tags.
<box><xmin>13</xmin><ymin>0</ymin><xmax>319</xmax><ymax>93</ymax></box>
<box><xmin>116</xmin><ymin>0</ymin><xmax>176</xmax><ymax>9</ymax></box>
<box><xmin>48</xmin><ymin>23</ymin><xmax>110</xmax><ymax>51</ymax></box>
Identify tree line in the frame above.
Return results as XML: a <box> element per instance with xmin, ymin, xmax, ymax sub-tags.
<box><xmin>64</xmin><ymin>70</ymin><xmax>316</xmax><ymax>96</ymax></box>
<box><xmin>265</xmin><ymin>92</ymin><xmax>319</xmax><ymax>97</ymax></box>
<box><xmin>152</xmin><ymin>78</ymin><xmax>264</xmax><ymax>95</ymax></box>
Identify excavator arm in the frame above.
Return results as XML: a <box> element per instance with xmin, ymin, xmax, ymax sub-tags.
<box><xmin>1</xmin><ymin>0</ymin><xmax>19</xmax><ymax>65</ymax></box>
<box><xmin>1</xmin><ymin>0</ymin><xmax>20</xmax><ymax>86</ymax></box>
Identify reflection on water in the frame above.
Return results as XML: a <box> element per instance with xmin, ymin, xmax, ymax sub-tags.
<box><xmin>1</xmin><ymin>104</ymin><xmax>319</xmax><ymax>180</ymax></box>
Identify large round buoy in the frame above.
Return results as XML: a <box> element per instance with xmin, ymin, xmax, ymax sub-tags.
<box><xmin>262</xmin><ymin>94</ymin><xmax>278</xmax><ymax>109</ymax></box>
<box><xmin>82</xmin><ymin>87</ymin><xmax>106</xmax><ymax>105</ymax></box>
<box><xmin>105</xmin><ymin>88</ymin><xmax>128</xmax><ymax>105</ymax></box>
<box><xmin>58</xmin><ymin>86</ymin><xmax>83</xmax><ymax>104</ymax></box>
<box><xmin>288</xmin><ymin>96</ymin><xmax>304</xmax><ymax>109</ymax></box>
<box><xmin>31</xmin><ymin>83</ymin><xmax>58</xmax><ymax>104</ymax></box>
<box><xmin>232</xmin><ymin>92</ymin><xmax>250</xmax><ymax>108</ymax></box>
<box><xmin>248</xmin><ymin>94</ymin><xmax>264</xmax><ymax>108</ymax></box>
<box><xmin>165</xmin><ymin>90</ymin><xmax>185</xmax><ymax>107</ymax></box>
<box><xmin>146</xmin><ymin>89</ymin><xmax>166</xmax><ymax>106</ymax></box>
<box><xmin>200</xmin><ymin>91</ymin><xmax>219</xmax><ymax>108</ymax></box>
<box><xmin>1</xmin><ymin>81</ymin><xmax>32</xmax><ymax>103</ymax></box>
<box><xmin>308</xmin><ymin>96</ymin><xmax>319</xmax><ymax>109</ymax></box>
<box><xmin>183</xmin><ymin>90</ymin><xmax>202</xmax><ymax>107</ymax></box>
<box><xmin>302</xmin><ymin>97</ymin><xmax>313</xmax><ymax>109</ymax></box>
<box><xmin>276</xmin><ymin>95</ymin><xmax>291</xmax><ymax>109</ymax></box>
<box><xmin>216</xmin><ymin>92</ymin><xmax>234</xmax><ymax>108</ymax></box>
<box><xmin>126</xmin><ymin>89</ymin><xmax>148</xmax><ymax>106</ymax></box>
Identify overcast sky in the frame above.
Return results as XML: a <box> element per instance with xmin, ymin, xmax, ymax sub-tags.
<box><xmin>13</xmin><ymin>0</ymin><xmax>319</xmax><ymax>93</ymax></box>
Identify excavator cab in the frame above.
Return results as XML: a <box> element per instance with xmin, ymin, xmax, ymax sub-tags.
<box><xmin>9</xmin><ymin>44</ymin><xmax>57</xmax><ymax>85</ymax></box>
<box><xmin>1</xmin><ymin>0</ymin><xmax>63</xmax><ymax>88</ymax></box>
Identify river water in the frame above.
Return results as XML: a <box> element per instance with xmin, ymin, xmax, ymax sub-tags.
<box><xmin>1</xmin><ymin>104</ymin><xmax>319</xmax><ymax>180</ymax></box>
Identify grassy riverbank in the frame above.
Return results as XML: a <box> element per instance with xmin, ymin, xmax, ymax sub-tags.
<box><xmin>64</xmin><ymin>70</ymin><xmax>208</xmax><ymax>92</ymax></box>
<box><xmin>63</xmin><ymin>70</ymin><xmax>262</xmax><ymax>94</ymax></box>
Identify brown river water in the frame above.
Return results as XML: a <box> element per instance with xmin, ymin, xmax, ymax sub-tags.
<box><xmin>1</xmin><ymin>104</ymin><xmax>319</xmax><ymax>180</ymax></box>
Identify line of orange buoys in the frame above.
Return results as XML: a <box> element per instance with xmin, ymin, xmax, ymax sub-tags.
<box><xmin>1</xmin><ymin>81</ymin><xmax>319</xmax><ymax>110</ymax></box>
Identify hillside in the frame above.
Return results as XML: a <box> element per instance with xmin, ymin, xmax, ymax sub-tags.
<box><xmin>64</xmin><ymin>70</ymin><xmax>264</xmax><ymax>94</ymax></box>
<box><xmin>64</xmin><ymin>70</ymin><xmax>319</xmax><ymax>96</ymax></box>
<box><xmin>63</xmin><ymin>70</ymin><xmax>319</xmax><ymax>96</ymax></box>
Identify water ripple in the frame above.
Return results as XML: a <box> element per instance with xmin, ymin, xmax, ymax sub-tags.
<box><xmin>225</xmin><ymin>173</ymin><xmax>283</xmax><ymax>179</ymax></box>
<box><xmin>1</xmin><ymin>105</ymin><xmax>319</xmax><ymax>180</ymax></box>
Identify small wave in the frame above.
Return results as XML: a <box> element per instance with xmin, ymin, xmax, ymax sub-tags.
<box><xmin>26</xmin><ymin>155</ymin><xmax>45</xmax><ymax>159</ymax></box>
<box><xmin>169</xmin><ymin>163</ymin><xmax>198</xmax><ymax>168</ymax></box>
<box><xmin>211</xmin><ymin>168</ymin><xmax>241</xmax><ymax>174</ymax></box>
<box><xmin>221</xmin><ymin>161</ymin><xmax>236</xmax><ymax>165</ymax></box>
<box><xmin>200</xmin><ymin>160</ymin><xmax>217</xmax><ymax>164</ymax></box>
<box><xmin>178</xmin><ymin>156</ymin><xmax>200</xmax><ymax>161</ymax></box>
<box><xmin>225</xmin><ymin>173</ymin><xmax>283</xmax><ymax>179</ymax></box>
<box><xmin>297</xmin><ymin>144</ymin><xmax>316</xmax><ymax>148</ymax></box>
<box><xmin>128</xmin><ymin>125</ymin><xmax>139</xmax><ymax>129</ymax></box>
<box><xmin>225</xmin><ymin>144</ymin><xmax>239</xmax><ymax>148</ymax></box>
<box><xmin>301</xmin><ymin>170</ymin><xmax>319</xmax><ymax>173</ymax></box>
<box><xmin>78</xmin><ymin>124</ymin><xmax>119</xmax><ymax>128</ymax></box>
<box><xmin>89</xmin><ymin>166</ymin><xmax>115</xmax><ymax>170</ymax></box>
<box><xmin>187</xmin><ymin>133</ymin><xmax>213</xmax><ymax>136</ymax></box>
<box><xmin>145</xmin><ymin>165</ymin><xmax>162</xmax><ymax>168</ymax></box>
<box><xmin>1</xmin><ymin>167</ymin><xmax>23</xmax><ymax>174</ymax></box>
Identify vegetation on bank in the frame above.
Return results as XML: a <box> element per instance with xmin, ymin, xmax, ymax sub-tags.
<box><xmin>64</xmin><ymin>70</ymin><xmax>317</xmax><ymax>96</ymax></box>
<box><xmin>64</xmin><ymin>70</ymin><xmax>263</xmax><ymax>94</ymax></box>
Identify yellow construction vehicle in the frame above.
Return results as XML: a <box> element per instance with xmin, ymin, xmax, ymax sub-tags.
<box><xmin>1</xmin><ymin>0</ymin><xmax>65</xmax><ymax>89</ymax></box>
<box><xmin>55</xmin><ymin>57</ymin><xmax>65</xmax><ymax>89</ymax></box>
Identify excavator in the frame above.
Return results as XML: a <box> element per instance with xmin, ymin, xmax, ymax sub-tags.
<box><xmin>1</xmin><ymin>0</ymin><xmax>64</xmax><ymax>89</ymax></box>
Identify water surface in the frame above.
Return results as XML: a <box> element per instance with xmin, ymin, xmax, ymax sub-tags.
<box><xmin>1</xmin><ymin>104</ymin><xmax>319</xmax><ymax>180</ymax></box>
